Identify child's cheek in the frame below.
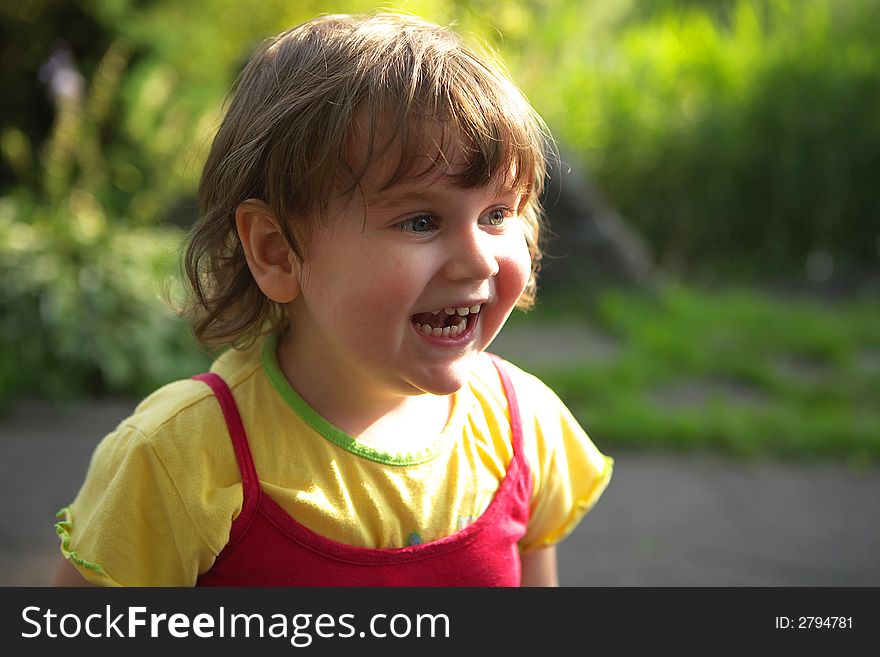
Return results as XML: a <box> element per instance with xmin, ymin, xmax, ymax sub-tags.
<box><xmin>499</xmin><ymin>235</ymin><xmax>532</xmax><ymax>305</ymax></box>
<box><xmin>365</xmin><ymin>258</ymin><xmax>419</xmax><ymax>313</ymax></box>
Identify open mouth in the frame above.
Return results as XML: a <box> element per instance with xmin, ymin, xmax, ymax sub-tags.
<box><xmin>410</xmin><ymin>304</ymin><xmax>482</xmax><ymax>339</ymax></box>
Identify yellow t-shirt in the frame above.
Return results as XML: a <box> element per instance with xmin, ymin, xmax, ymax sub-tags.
<box><xmin>57</xmin><ymin>333</ymin><xmax>613</xmax><ymax>586</ymax></box>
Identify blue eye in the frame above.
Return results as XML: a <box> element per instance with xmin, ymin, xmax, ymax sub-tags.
<box><xmin>480</xmin><ymin>207</ymin><xmax>513</xmax><ymax>227</ymax></box>
<box><xmin>398</xmin><ymin>215</ymin><xmax>437</xmax><ymax>233</ymax></box>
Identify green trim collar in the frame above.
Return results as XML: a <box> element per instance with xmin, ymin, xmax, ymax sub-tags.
<box><xmin>260</xmin><ymin>333</ymin><xmax>459</xmax><ymax>466</ymax></box>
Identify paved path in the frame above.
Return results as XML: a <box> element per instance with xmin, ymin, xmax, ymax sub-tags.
<box><xmin>2</xmin><ymin>397</ymin><xmax>878</xmax><ymax>586</ymax></box>
<box><xmin>558</xmin><ymin>448</ymin><xmax>880</xmax><ymax>585</ymax></box>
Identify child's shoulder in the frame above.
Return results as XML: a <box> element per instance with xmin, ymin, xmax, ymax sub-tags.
<box><xmin>115</xmin><ymin>340</ymin><xmax>265</xmax><ymax>447</ymax></box>
<box><xmin>122</xmin><ymin>378</ymin><xmax>219</xmax><ymax>442</ymax></box>
<box><xmin>474</xmin><ymin>352</ymin><xmax>562</xmax><ymax>398</ymax></box>
<box><xmin>472</xmin><ymin>352</ymin><xmax>570</xmax><ymax>421</ymax></box>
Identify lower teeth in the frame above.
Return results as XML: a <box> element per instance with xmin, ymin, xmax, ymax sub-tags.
<box><xmin>417</xmin><ymin>317</ymin><xmax>467</xmax><ymax>337</ymax></box>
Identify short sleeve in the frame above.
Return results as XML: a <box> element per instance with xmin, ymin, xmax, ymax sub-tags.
<box><xmin>55</xmin><ymin>423</ymin><xmax>216</xmax><ymax>586</ymax></box>
<box><xmin>514</xmin><ymin>370</ymin><xmax>613</xmax><ymax>552</ymax></box>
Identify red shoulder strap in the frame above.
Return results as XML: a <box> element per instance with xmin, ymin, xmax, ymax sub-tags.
<box><xmin>193</xmin><ymin>373</ymin><xmax>261</xmax><ymax>548</ymax></box>
<box><xmin>486</xmin><ymin>353</ymin><xmax>524</xmax><ymax>460</ymax></box>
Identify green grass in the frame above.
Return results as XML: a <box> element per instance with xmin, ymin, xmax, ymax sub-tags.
<box><xmin>508</xmin><ymin>284</ymin><xmax>880</xmax><ymax>464</ymax></box>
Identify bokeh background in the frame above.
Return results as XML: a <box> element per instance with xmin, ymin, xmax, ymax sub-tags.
<box><xmin>1</xmin><ymin>0</ymin><xmax>879</xmax><ymax>586</ymax></box>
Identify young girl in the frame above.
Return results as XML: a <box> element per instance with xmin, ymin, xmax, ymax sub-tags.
<box><xmin>53</xmin><ymin>12</ymin><xmax>613</xmax><ymax>587</ymax></box>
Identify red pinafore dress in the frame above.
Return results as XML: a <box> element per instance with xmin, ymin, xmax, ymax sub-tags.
<box><xmin>193</xmin><ymin>355</ymin><xmax>531</xmax><ymax>586</ymax></box>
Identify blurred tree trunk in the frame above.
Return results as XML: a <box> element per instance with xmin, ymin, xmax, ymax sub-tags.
<box><xmin>539</xmin><ymin>148</ymin><xmax>656</xmax><ymax>295</ymax></box>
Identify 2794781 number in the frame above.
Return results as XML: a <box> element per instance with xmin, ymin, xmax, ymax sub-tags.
<box><xmin>775</xmin><ymin>617</ymin><xmax>852</xmax><ymax>629</ymax></box>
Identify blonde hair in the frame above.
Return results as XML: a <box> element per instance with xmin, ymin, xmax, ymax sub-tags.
<box><xmin>183</xmin><ymin>12</ymin><xmax>551</xmax><ymax>348</ymax></box>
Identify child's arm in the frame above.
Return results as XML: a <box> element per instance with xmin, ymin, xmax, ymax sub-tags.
<box><xmin>52</xmin><ymin>555</ymin><xmax>96</xmax><ymax>587</ymax></box>
<box><xmin>520</xmin><ymin>546</ymin><xmax>559</xmax><ymax>587</ymax></box>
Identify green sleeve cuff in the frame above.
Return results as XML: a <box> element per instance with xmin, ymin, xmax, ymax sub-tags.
<box><xmin>54</xmin><ymin>506</ymin><xmax>107</xmax><ymax>576</ymax></box>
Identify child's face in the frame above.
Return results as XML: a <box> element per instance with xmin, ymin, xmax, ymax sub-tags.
<box><xmin>287</xmin><ymin>134</ymin><xmax>531</xmax><ymax>399</ymax></box>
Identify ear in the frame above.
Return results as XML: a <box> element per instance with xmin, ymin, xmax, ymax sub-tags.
<box><xmin>235</xmin><ymin>199</ymin><xmax>301</xmax><ymax>303</ymax></box>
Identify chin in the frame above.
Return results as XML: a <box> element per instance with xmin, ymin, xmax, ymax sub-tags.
<box><xmin>416</xmin><ymin>378</ymin><xmax>467</xmax><ymax>396</ymax></box>
<box><xmin>409</xmin><ymin>357</ymin><xmax>478</xmax><ymax>396</ymax></box>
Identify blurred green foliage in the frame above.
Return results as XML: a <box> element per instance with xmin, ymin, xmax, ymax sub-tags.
<box><xmin>503</xmin><ymin>0</ymin><xmax>880</xmax><ymax>278</ymax></box>
<box><xmin>0</xmin><ymin>202</ymin><xmax>209</xmax><ymax>407</ymax></box>
<box><xmin>511</xmin><ymin>285</ymin><xmax>880</xmax><ymax>463</ymax></box>
<box><xmin>1</xmin><ymin>0</ymin><xmax>879</xmax><ymax>437</ymax></box>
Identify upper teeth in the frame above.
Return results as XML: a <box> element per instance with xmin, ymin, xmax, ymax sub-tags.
<box><xmin>440</xmin><ymin>304</ymin><xmax>481</xmax><ymax>316</ymax></box>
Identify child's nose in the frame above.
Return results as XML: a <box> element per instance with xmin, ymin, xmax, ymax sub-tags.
<box><xmin>443</xmin><ymin>227</ymin><xmax>499</xmax><ymax>281</ymax></box>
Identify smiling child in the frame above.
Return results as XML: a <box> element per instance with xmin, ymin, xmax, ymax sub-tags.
<box><xmin>53</xmin><ymin>12</ymin><xmax>613</xmax><ymax>586</ymax></box>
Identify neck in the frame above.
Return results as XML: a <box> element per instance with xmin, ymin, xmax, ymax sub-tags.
<box><xmin>275</xmin><ymin>325</ymin><xmax>451</xmax><ymax>441</ymax></box>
